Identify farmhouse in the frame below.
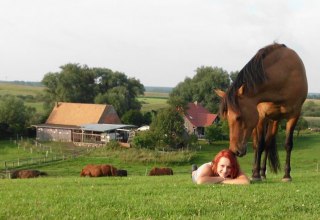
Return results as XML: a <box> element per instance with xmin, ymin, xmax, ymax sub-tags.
<box><xmin>183</xmin><ymin>101</ymin><xmax>218</xmax><ymax>138</ymax></box>
<box><xmin>34</xmin><ymin>102</ymin><xmax>135</xmax><ymax>146</ymax></box>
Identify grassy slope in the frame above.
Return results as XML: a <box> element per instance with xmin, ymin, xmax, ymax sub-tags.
<box><xmin>0</xmin><ymin>133</ymin><xmax>320</xmax><ymax>219</ymax></box>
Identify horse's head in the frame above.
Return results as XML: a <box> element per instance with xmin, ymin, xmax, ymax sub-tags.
<box><xmin>215</xmin><ymin>86</ymin><xmax>259</xmax><ymax>157</ymax></box>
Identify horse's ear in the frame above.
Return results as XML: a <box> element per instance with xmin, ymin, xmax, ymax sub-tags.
<box><xmin>237</xmin><ymin>85</ymin><xmax>245</xmax><ymax>96</ymax></box>
<box><xmin>214</xmin><ymin>89</ymin><xmax>225</xmax><ymax>98</ymax></box>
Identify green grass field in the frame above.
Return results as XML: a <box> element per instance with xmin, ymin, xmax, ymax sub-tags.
<box><xmin>0</xmin><ymin>82</ymin><xmax>44</xmax><ymax>96</ymax></box>
<box><xmin>0</xmin><ymin>132</ymin><xmax>319</xmax><ymax>219</ymax></box>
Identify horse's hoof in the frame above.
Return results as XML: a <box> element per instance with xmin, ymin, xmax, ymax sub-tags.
<box><xmin>261</xmin><ymin>176</ymin><xmax>266</xmax><ymax>180</ymax></box>
<box><xmin>250</xmin><ymin>177</ymin><xmax>262</xmax><ymax>182</ymax></box>
<box><xmin>281</xmin><ymin>178</ymin><xmax>292</xmax><ymax>182</ymax></box>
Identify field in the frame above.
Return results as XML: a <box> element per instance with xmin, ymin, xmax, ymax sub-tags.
<box><xmin>0</xmin><ymin>82</ymin><xmax>44</xmax><ymax>96</ymax></box>
<box><xmin>0</xmin><ymin>132</ymin><xmax>320</xmax><ymax>219</ymax></box>
<box><xmin>0</xmin><ymin>82</ymin><xmax>169</xmax><ymax>114</ymax></box>
<box><xmin>137</xmin><ymin>96</ymin><xmax>169</xmax><ymax>112</ymax></box>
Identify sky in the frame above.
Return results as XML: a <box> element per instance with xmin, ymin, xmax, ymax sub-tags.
<box><xmin>1</xmin><ymin>0</ymin><xmax>320</xmax><ymax>92</ymax></box>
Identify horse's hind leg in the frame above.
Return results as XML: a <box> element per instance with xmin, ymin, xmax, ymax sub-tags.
<box><xmin>260</xmin><ymin>150</ymin><xmax>268</xmax><ymax>179</ymax></box>
<box><xmin>260</xmin><ymin>120</ymin><xmax>277</xmax><ymax>179</ymax></box>
<box><xmin>282</xmin><ymin>117</ymin><xmax>299</xmax><ymax>182</ymax></box>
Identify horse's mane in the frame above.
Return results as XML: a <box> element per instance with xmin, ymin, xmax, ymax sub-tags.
<box><xmin>220</xmin><ymin>43</ymin><xmax>286</xmax><ymax>115</ymax></box>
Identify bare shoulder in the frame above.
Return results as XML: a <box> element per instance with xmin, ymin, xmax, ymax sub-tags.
<box><xmin>197</xmin><ymin>163</ymin><xmax>213</xmax><ymax>177</ymax></box>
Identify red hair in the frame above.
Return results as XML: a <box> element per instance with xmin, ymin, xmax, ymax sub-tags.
<box><xmin>211</xmin><ymin>149</ymin><xmax>240</xmax><ymax>178</ymax></box>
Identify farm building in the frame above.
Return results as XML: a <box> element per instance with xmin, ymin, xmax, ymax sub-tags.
<box><xmin>34</xmin><ymin>102</ymin><xmax>135</xmax><ymax>146</ymax></box>
<box><xmin>183</xmin><ymin>102</ymin><xmax>218</xmax><ymax>138</ymax></box>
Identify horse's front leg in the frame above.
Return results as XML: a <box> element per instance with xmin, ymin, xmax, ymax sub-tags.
<box><xmin>251</xmin><ymin>121</ymin><xmax>266</xmax><ymax>181</ymax></box>
<box><xmin>282</xmin><ymin>117</ymin><xmax>298</xmax><ymax>182</ymax></box>
<box><xmin>261</xmin><ymin>120</ymin><xmax>278</xmax><ymax>179</ymax></box>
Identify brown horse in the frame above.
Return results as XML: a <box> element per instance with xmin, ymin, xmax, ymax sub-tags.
<box><xmin>80</xmin><ymin>164</ymin><xmax>117</xmax><ymax>177</ymax></box>
<box><xmin>148</xmin><ymin>167</ymin><xmax>173</xmax><ymax>176</ymax></box>
<box><xmin>11</xmin><ymin>169</ymin><xmax>48</xmax><ymax>179</ymax></box>
<box><xmin>216</xmin><ymin>43</ymin><xmax>308</xmax><ymax>181</ymax></box>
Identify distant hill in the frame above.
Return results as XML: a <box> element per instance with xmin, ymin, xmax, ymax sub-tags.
<box><xmin>144</xmin><ymin>86</ymin><xmax>173</xmax><ymax>93</ymax></box>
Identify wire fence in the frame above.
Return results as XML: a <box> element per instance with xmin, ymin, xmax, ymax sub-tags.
<box><xmin>0</xmin><ymin>139</ymin><xmax>93</xmax><ymax>178</ymax></box>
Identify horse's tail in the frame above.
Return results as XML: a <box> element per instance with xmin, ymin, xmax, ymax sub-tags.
<box><xmin>267</xmin><ymin>135</ymin><xmax>281</xmax><ymax>173</ymax></box>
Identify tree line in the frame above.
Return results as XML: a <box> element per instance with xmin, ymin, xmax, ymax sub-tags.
<box><xmin>0</xmin><ymin>63</ymin><xmax>314</xmax><ymax>145</ymax></box>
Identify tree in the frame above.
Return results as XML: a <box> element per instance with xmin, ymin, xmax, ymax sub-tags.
<box><xmin>150</xmin><ymin>107</ymin><xmax>185</xmax><ymax>149</ymax></box>
<box><xmin>205</xmin><ymin>122</ymin><xmax>228</xmax><ymax>143</ymax></box>
<box><xmin>168</xmin><ymin>66</ymin><xmax>230</xmax><ymax>113</ymax></box>
<box><xmin>121</xmin><ymin>110</ymin><xmax>144</xmax><ymax>126</ymax></box>
<box><xmin>42</xmin><ymin>64</ymin><xmax>145</xmax><ymax>117</ymax></box>
<box><xmin>0</xmin><ymin>96</ymin><xmax>35</xmax><ymax>136</ymax></box>
<box><xmin>302</xmin><ymin>101</ymin><xmax>320</xmax><ymax>117</ymax></box>
<box><xmin>42</xmin><ymin>64</ymin><xmax>96</xmax><ymax>103</ymax></box>
<box><xmin>94</xmin><ymin>68</ymin><xmax>144</xmax><ymax>116</ymax></box>
<box><xmin>296</xmin><ymin>117</ymin><xmax>309</xmax><ymax>136</ymax></box>
<box><xmin>229</xmin><ymin>71</ymin><xmax>239</xmax><ymax>83</ymax></box>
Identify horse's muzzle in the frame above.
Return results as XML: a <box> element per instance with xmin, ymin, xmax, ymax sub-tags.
<box><xmin>236</xmin><ymin>147</ymin><xmax>247</xmax><ymax>157</ymax></box>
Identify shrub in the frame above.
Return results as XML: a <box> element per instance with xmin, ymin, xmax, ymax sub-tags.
<box><xmin>131</xmin><ymin>131</ymin><xmax>157</xmax><ymax>149</ymax></box>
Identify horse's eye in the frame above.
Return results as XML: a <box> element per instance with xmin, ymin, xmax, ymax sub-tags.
<box><xmin>236</xmin><ymin>116</ymin><xmax>241</xmax><ymax>121</ymax></box>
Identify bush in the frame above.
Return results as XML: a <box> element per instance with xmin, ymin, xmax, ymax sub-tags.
<box><xmin>131</xmin><ymin>131</ymin><xmax>157</xmax><ymax>149</ymax></box>
<box><xmin>205</xmin><ymin>123</ymin><xmax>225</xmax><ymax>143</ymax></box>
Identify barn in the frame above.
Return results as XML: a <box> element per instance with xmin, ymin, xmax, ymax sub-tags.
<box><xmin>34</xmin><ymin>102</ymin><xmax>135</xmax><ymax>146</ymax></box>
<box><xmin>183</xmin><ymin>101</ymin><xmax>219</xmax><ymax>138</ymax></box>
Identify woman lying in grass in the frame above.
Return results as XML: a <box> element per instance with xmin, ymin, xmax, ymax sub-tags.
<box><xmin>192</xmin><ymin>149</ymin><xmax>250</xmax><ymax>185</ymax></box>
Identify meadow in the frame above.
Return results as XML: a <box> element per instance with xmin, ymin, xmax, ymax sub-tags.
<box><xmin>0</xmin><ymin>82</ymin><xmax>320</xmax><ymax>219</ymax></box>
<box><xmin>0</xmin><ymin>132</ymin><xmax>319</xmax><ymax>219</ymax></box>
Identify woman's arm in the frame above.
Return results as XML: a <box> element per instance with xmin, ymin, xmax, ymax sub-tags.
<box><xmin>221</xmin><ymin>172</ymin><xmax>250</xmax><ymax>185</ymax></box>
<box><xmin>196</xmin><ymin>175</ymin><xmax>225</xmax><ymax>184</ymax></box>
<box><xmin>194</xmin><ymin>164</ymin><xmax>225</xmax><ymax>184</ymax></box>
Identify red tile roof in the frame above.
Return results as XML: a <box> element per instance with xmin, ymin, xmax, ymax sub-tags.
<box><xmin>184</xmin><ymin>102</ymin><xmax>218</xmax><ymax>127</ymax></box>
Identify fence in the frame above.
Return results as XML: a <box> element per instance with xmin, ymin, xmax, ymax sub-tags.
<box><xmin>1</xmin><ymin>147</ymin><xmax>92</xmax><ymax>178</ymax></box>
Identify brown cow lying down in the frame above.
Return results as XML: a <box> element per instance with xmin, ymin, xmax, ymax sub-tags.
<box><xmin>148</xmin><ymin>167</ymin><xmax>173</xmax><ymax>176</ymax></box>
<box><xmin>11</xmin><ymin>169</ymin><xmax>48</xmax><ymax>179</ymax></box>
<box><xmin>80</xmin><ymin>164</ymin><xmax>117</xmax><ymax>177</ymax></box>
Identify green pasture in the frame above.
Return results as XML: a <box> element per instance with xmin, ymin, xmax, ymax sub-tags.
<box><xmin>0</xmin><ymin>132</ymin><xmax>320</xmax><ymax>219</ymax></box>
<box><xmin>143</xmin><ymin>91</ymin><xmax>169</xmax><ymax>98</ymax></box>
<box><xmin>0</xmin><ymin>82</ymin><xmax>44</xmax><ymax>96</ymax></box>
<box><xmin>138</xmin><ymin>96</ymin><xmax>169</xmax><ymax>112</ymax></box>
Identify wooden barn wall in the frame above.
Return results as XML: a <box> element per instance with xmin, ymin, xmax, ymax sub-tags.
<box><xmin>36</xmin><ymin>127</ymin><xmax>72</xmax><ymax>142</ymax></box>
